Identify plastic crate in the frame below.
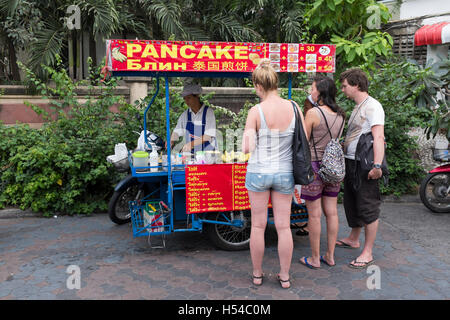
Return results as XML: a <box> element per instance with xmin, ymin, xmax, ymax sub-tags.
<box><xmin>129</xmin><ymin>200</ymin><xmax>171</xmax><ymax>237</ymax></box>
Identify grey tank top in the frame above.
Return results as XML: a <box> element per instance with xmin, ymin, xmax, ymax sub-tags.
<box><xmin>310</xmin><ymin>106</ymin><xmax>345</xmax><ymax>161</ymax></box>
<box><xmin>247</xmin><ymin>104</ymin><xmax>295</xmax><ymax>173</ymax></box>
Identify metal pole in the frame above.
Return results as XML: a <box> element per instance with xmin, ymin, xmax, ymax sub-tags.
<box><xmin>144</xmin><ymin>77</ymin><xmax>160</xmax><ymax>149</ymax></box>
<box><xmin>288</xmin><ymin>72</ymin><xmax>292</xmax><ymax>99</ymax></box>
<box><xmin>165</xmin><ymin>76</ymin><xmax>173</xmax><ymax>232</ymax></box>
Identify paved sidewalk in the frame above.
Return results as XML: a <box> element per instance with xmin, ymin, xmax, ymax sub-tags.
<box><xmin>0</xmin><ymin>203</ymin><xmax>449</xmax><ymax>300</ymax></box>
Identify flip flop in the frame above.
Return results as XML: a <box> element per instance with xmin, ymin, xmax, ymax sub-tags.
<box><xmin>336</xmin><ymin>239</ymin><xmax>359</xmax><ymax>249</ymax></box>
<box><xmin>276</xmin><ymin>274</ymin><xmax>291</xmax><ymax>289</ymax></box>
<box><xmin>251</xmin><ymin>274</ymin><xmax>264</xmax><ymax>286</ymax></box>
<box><xmin>295</xmin><ymin>226</ymin><xmax>309</xmax><ymax>236</ymax></box>
<box><xmin>320</xmin><ymin>255</ymin><xmax>336</xmax><ymax>267</ymax></box>
<box><xmin>348</xmin><ymin>259</ymin><xmax>374</xmax><ymax>269</ymax></box>
<box><xmin>291</xmin><ymin>222</ymin><xmax>307</xmax><ymax>229</ymax></box>
<box><xmin>299</xmin><ymin>257</ymin><xmax>319</xmax><ymax>269</ymax></box>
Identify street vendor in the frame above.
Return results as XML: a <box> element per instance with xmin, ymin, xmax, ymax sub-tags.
<box><xmin>170</xmin><ymin>83</ymin><xmax>216</xmax><ymax>153</ymax></box>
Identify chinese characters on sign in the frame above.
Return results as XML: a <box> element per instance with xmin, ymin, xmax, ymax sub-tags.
<box><xmin>107</xmin><ymin>40</ymin><xmax>336</xmax><ymax>73</ymax></box>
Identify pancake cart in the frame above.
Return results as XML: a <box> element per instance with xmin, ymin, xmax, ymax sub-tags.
<box><xmin>106</xmin><ymin>39</ymin><xmax>336</xmax><ymax>249</ymax></box>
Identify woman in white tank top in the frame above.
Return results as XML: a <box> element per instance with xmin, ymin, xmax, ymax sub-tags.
<box><xmin>242</xmin><ymin>59</ymin><xmax>306</xmax><ymax>289</ymax></box>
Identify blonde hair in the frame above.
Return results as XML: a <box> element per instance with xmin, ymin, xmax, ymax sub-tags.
<box><xmin>252</xmin><ymin>58</ymin><xmax>278</xmax><ymax>92</ymax></box>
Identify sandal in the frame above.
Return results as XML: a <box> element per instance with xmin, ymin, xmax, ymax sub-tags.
<box><xmin>348</xmin><ymin>259</ymin><xmax>374</xmax><ymax>269</ymax></box>
<box><xmin>295</xmin><ymin>224</ymin><xmax>309</xmax><ymax>236</ymax></box>
<box><xmin>336</xmin><ymin>239</ymin><xmax>359</xmax><ymax>249</ymax></box>
<box><xmin>252</xmin><ymin>274</ymin><xmax>264</xmax><ymax>286</ymax></box>
<box><xmin>320</xmin><ymin>255</ymin><xmax>336</xmax><ymax>267</ymax></box>
<box><xmin>299</xmin><ymin>257</ymin><xmax>319</xmax><ymax>270</ymax></box>
<box><xmin>290</xmin><ymin>222</ymin><xmax>307</xmax><ymax>229</ymax></box>
<box><xmin>276</xmin><ymin>274</ymin><xmax>291</xmax><ymax>289</ymax></box>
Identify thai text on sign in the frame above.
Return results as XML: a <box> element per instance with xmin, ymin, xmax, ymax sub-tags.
<box><xmin>185</xmin><ymin>164</ymin><xmax>250</xmax><ymax>214</ymax></box>
<box><xmin>106</xmin><ymin>40</ymin><xmax>336</xmax><ymax>73</ymax></box>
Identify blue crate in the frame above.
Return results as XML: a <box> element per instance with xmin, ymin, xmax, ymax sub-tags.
<box><xmin>129</xmin><ymin>200</ymin><xmax>171</xmax><ymax>237</ymax></box>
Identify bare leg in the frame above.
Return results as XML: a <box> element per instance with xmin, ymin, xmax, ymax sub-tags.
<box><xmin>271</xmin><ymin>190</ymin><xmax>293</xmax><ymax>288</ymax></box>
<box><xmin>351</xmin><ymin>219</ymin><xmax>378</xmax><ymax>267</ymax></box>
<box><xmin>248</xmin><ymin>190</ymin><xmax>270</xmax><ymax>284</ymax></box>
<box><xmin>321</xmin><ymin>196</ymin><xmax>339</xmax><ymax>265</ymax></box>
<box><xmin>302</xmin><ymin>198</ymin><xmax>322</xmax><ymax>268</ymax></box>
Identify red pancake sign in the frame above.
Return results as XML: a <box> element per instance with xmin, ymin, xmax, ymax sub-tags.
<box><xmin>106</xmin><ymin>39</ymin><xmax>336</xmax><ymax>73</ymax></box>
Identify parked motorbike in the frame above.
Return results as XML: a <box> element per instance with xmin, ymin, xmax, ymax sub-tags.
<box><xmin>419</xmin><ymin>148</ymin><xmax>450</xmax><ymax>213</ymax></box>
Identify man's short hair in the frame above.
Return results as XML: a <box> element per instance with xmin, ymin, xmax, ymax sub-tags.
<box><xmin>339</xmin><ymin>68</ymin><xmax>369</xmax><ymax>93</ymax></box>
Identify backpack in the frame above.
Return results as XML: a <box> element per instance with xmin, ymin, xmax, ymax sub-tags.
<box><xmin>312</xmin><ymin>107</ymin><xmax>345</xmax><ymax>184</ymax></box>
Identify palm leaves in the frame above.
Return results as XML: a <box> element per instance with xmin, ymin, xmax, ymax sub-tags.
<box><xmin>2</xmin><ymin>0</ymin><xmax>392</xmax><ymax>80</ymax></box>
<box><xmin>143</xmin><ymin>1</ymin><xmax>185</xmax><ymax>39</ymax></box>
<box><xmin>28</xmin><ymin>19</ymin><xmax>65</xmax><ymax>72</ymax></box>
<box><xmin>79</xmin><ymin>0</ymin><xmax>120</xmax><ymax>38</ymax></box>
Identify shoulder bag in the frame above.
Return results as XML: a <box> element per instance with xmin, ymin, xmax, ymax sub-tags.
<box><xmin>291</xmin><ymin>101</ymin><xmax>314</xmax><ymax>185</ymax></box>
<box><xmin>353</xmin><ymin>132</ymin><xmax>389</xmax><ymax>190</ymax></box>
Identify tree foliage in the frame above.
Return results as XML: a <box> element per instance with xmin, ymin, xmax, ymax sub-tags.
<box><xmin>306</xmin><ymin>0</ymin><xmax>393</xmax><ymax>70</ymax></box>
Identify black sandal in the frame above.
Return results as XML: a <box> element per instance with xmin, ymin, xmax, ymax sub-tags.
<box><xmin>252</xmin><ymin>274</ymin><xmax>264</xmax><ymax>286</ymax></box>
<box><xmin>295</xmin><ymin>224</ymin><xmax>309</xmax><ymax>236</ymax></box>
<box><xmin>276</xmin><ymin>274</ymin><xmax>291</xmax><ymax>289</ymax></box>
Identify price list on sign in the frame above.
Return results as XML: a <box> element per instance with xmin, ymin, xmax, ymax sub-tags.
<box><xmin>232</xmin><ymin>164</ymin><xmax>250</xmax><ymax>210</ymax></box>
<box><xmin>185</xmin><ymin>164</ymin><xmax>251</xmax><ymax>214</ymax></box>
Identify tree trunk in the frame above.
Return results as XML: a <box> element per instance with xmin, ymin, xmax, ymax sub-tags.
<box><xmin>89</xmin><ymin>34</ymin><xmax>97</xmax><ymax>67</ymax></box>
<box><xmin>8</xmin><ymin>37</ymin><xmax>20</xmax><ymax>81</ymax></box>
<box><xmin>76</xmin><ymin>31</ymin><xmax>82</xmax><ymax>80</ymax></box>
<box><xmin>68</xmin><ymin>31</ymin><xmax>74</xmax><ymax>79</ymax></box>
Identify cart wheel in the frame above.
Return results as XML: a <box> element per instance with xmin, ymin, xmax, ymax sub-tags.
<box><xmin>204</xmin><ymin>210</ymin><xmax>251</xmax><ymax>251</ymax></box>
<box><xmin>108</xmin><ymin>179</ymin><xmax>147</xmax><ymax>225</ymax></box>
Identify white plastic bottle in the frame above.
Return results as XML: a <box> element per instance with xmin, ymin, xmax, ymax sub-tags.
<box><xmin>149</xmin><ymin>145</ymin><xmax>158</xmax><ymax>172</ymax></box>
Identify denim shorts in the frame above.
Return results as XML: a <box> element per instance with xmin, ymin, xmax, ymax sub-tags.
<box><xmin>245</xmin><ymin>172</ymin><xmax>295</xmax><ymax>194</ymax></box>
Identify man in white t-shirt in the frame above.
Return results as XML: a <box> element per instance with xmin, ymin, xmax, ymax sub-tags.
<box><xmin>170</xmin><ymin>84</ymin><xmax>216</xmax><ymax>154</ymax></box>
<box><xmin>336</xmin><ymin>68</ymin><xmax>385</xmax><ymax>270</ymax></box>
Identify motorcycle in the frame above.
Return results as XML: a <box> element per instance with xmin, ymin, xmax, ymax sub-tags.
<box><xmin>107</xmin><ymin>128</ymin><xmax>165</xmax><ymax>225</ymax></box>
<box><xmin>419</xmin><ymin>148</ymin><xmax>450</xmax><ymax>213</ymax></box>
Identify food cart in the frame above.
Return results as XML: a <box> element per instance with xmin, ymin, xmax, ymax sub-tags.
<box><xmin>106</xmin><ymin>39</ymin><xmax>336</xmax><ymax>249</ymax></box>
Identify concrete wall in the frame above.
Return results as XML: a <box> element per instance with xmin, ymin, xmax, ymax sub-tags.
<box><xmin>0</xmin><ymin>85</ymin><xmax>129</xmax><ymax>128</ymax></box>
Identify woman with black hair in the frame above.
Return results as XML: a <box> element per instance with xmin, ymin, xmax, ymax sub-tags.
<box><xmin>299</xmin><ymin>76</ymin><xmax>345</xmax><ymax>269</ymax></box>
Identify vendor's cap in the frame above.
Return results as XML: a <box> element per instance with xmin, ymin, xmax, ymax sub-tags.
<box><xmin>181</xmin><ymin>84</ymin><xmax>202</xmax><ymax>97</ymax></box>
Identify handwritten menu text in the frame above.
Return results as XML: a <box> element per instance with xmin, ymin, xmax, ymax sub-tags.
<box><xmin>186</xmin><ymin>164</ymin><xmax>250</xmax><ymax>214</ymax></box>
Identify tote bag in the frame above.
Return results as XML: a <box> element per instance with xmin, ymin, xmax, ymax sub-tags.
<box><xmin>291</xmin><ymin>101</ymin><xmax>314</xmax><ymax>185</ymax></box>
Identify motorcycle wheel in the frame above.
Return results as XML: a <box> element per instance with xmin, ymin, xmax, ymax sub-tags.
<box><xmin>204</xmin><ymin>210</ymin><xmax>251</xmax><ymax>251</ymax></box>
<box><xmin>419</xmin><ymin>172</ymin><xmax>450</xmax><ymax>213</ymax></box>
<box><xmin>108</xmin><ymin>179</ymin><xmax>146</xmax><ymax>225</ymax></box>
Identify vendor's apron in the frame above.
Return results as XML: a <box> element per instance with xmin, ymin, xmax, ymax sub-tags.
<box><xmin>186</xmin><ymin>106</ymin><xmax>215</xmax><ymax>154</ymax></box>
